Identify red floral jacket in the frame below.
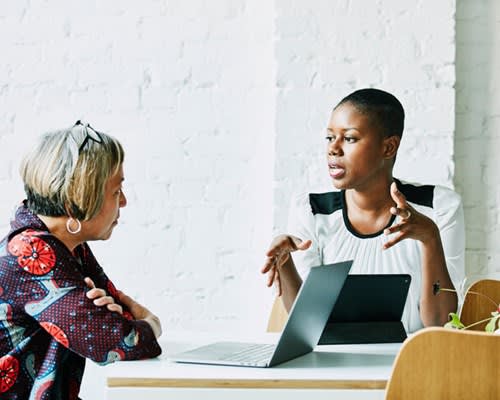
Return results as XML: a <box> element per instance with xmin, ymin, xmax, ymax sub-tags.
<box><xmin>0</xmin><ymin>203</ymin><xmax>162</xmax><ymax>399</ymax></box>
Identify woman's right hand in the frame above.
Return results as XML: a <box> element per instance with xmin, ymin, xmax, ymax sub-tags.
<box><xmin>116</xmin><ymin>291</ymin><xmax>162</xmax><ymax>339</ymax></box>
<box><xmin>85</xmin><ymin>277</ymin><xmax>123</xmax><ymax>315</ymax></box>
<box><xmin>260</xmin><ymin>234</ymin><xmax>311</xmax><ymax>296</ymax></box>
<box><xmin>85</xmin><ymin>277</ymin><xmax>162</xmax><ymax>338</ymax></box>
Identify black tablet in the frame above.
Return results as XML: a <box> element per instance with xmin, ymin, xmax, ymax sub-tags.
<box><xmin>318</xmin><ymin>274</ymin><xmax>412</xmax><ymax>345</ymax></box>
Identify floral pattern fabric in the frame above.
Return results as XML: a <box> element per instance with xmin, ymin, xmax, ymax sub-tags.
<box><xmin>0</xmin><ymin>203</ymin><xmax>162</xmax><ymax>399</ymax></box>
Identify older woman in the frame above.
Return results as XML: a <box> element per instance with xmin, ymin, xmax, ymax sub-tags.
<box><xmin>0</xmin><ymin>121</ymin><xmax>162</xmax><ymax>399</ymax></box>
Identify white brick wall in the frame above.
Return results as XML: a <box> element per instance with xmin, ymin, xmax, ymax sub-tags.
<box><xmin>455</xmin><ymin>0</ymin><xmax>500</xmax><ymax>283</ymax></box>
<box><xmin>3</xmin><ymin>0</ymin><xmax>497</xmax><ymax>398</ymax></box>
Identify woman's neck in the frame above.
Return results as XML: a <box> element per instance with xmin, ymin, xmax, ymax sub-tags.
<box><xmin>344</xmin><ymin>177</ymin><xmax>395</xmax><ymax>235</ymax></box>
<box><xmin>347</xmin><ymin>181</ymin><xmax>394</xmax><ymax>211</ymax></box>
<box><xmin>37</xmin><ymin>215</ymin><xmax>84</xmax><ymax>252</ymax></box>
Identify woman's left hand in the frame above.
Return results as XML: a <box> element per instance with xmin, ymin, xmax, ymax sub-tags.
<box><xmin>84</xmin><ymin>277</ymin><xmax>123</xmax><ymax>314</ymax></box>
<box><xmin>383</xmin><ymin>182</ymin><xmax>439</xmax><ymax>250</ymax></box>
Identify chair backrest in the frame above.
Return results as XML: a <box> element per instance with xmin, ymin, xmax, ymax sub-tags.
<box><xmin>460</xmin><ymin>279</ymin><xmax>500</xmax><ymax>330</ymax></box>
<box><xmin>385</xmin><ymin>327</ymin><xmax>500</xmax><ymax>400</ymax></box>
<box><xmin>266</xmin><ymin>296</ymin><xmax>288</xmax><ymax>332</ymax></box>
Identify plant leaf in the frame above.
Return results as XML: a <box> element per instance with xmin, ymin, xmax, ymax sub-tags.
<box><xmin>485</xmin><ymin>315</ymin><xmax>500</xmax><ymax>333</ymax></box>
<box><xmin>445</xmin><ymin>312</ymin><xmax>465</xmax><ymax>329</ymax></box>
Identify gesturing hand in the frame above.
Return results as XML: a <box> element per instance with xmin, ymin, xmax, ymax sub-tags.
<box><xmin>383</xmin><ymin>182</ymin><xmax>439</xmax><ymax>250</ymax></box>
<box><xmin>261</xmin><ymin>234</ymin><xmax>312</xmax><ymax>296</ymax></box>
<box><xmin>84</xmin><ymin>277</ymin><xmax>123</xmax><ymax>315</ymax></box>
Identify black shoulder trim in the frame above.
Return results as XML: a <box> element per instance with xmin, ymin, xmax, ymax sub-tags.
<box><xmin>395</xmin><ymin>179</ymin><xmax>435</xmax><ymax>208</ymax></box>
<box><xmin>309</xmin><ymin>192</ymin><xmax>343</xmax><ymax>215</ymax></box>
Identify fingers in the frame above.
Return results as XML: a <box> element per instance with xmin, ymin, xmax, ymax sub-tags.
<box><xmin>262</xmin><ymin>235</ymin><xmax>310</xmax><ymax>273</ymax></box>
<box><xmin>106</xmin><ymin>303</ymin><xmax>123</xmax><ymax>315</ymax></box>
<box><xmin>390</xmin><ymin>206</ymin><xmax>412</xmax><ymax>221</ymax></box>
<box><xmin>266</xmin><ymin>266</ymin><xmax>276</xmax><ymax>287</ymax></box>
<box><xmin>263</xmin><ymin>258</ymin><xmax>282</xmax><ymax>296</ymax></box>
<box><xmin>265</xmin><ymin>235</ymin><xmax>307</xmax><ymax>257</ymax></box>
<box><xmin>382</xmin><ymin>227</ymin><xmax>407</xmax><ymax>250</ymax></box>
<box><xmin>384</xmin><ymin>185</ymin><xmax>412</xmax><ymax>250</ymax></box>
<box><xmin>390</xmin><ymin>182</ymin><xmax>407</xmax><ymax>209</ymax></box>
<box><xmin>85</xmin><ymin>278</ymin><xmax>123</xmax><ymax>314</ymax></box>
<box><xmin>261</xmin><ymin>250</ymin><xmax>290</xmax><ymax>274</ymax></box>
<box><xmin>384</xmin><ymin>212</ymin><xmax>411</xmax><ymax>249</ymax></box>
<box><xmin>386</xmin><ymin>183</ymin><xmax>439</xmax><ymax>250</ymax></box>
<box><xmin>84</xmin><ymin>277</ymin><xmax>96</xmax><ymax>289</ymax></box>
<box><xmin>389</xmin><ymin>181</ymin><xmax>414</xmax><ymax>223</ymax></box>
<box><xmin>86</xmin><ymin>287</ymin><xmax>106</xmax><ymax>300</ymax></box>
<box><xmin>92</xmin><ymin>294</ymin><xmax>123</xmax><ymax>314</ymax></box>
<box><xmin>295</xmin><ymin>239</ymin><xmax>312</xmax><ymax>251</ymax></box>
<box><xmin>384</xmin><ymin>204</ymin><xmax>416</xmax><ymax>250</ymax></box>
<box><xmin>383</xmin><ymin>231</ymin><xmax>405</xmax><ymax>250</ymax></box>
<box><xmin>265</xmin><ymin>266</ymin><xmax>282</xmax><ymax>296</ymax></box>
<box><xmin>262</xmin><ymin>235</ymin><xmax>310</xmax><ymax>296</ymax></box>
<box><xmin>92</xmin><ymin>295</ymin><xmax>112</xmax><ymax>306</ymax></box>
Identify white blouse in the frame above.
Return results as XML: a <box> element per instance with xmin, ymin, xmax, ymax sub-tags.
<box><xmin>287</xmin><ymin>180</ymin><xmax>465</xmax><ymax>333</ymax></box>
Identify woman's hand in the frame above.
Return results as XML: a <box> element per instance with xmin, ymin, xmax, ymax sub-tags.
<box><xmin>383</xmin><ymin>182</ymin><xmax>440</xmax><ymax>250</ymax></box>
<box><xmin>116</xmin><ymin>291</ymin><xmax>162</xmax><ymax>339</ymax></box>
<box><xmin>85</xmin><ymin>278</ymin><xmax>162</xmax><ymax>338</ymax></box>
<box><xmin>261</xmin><ymin>234</ymin><xmax>311</xmax><ymax>296</ymax></box>
<box><xmin>84</xmin><ymin>277</ymin><xmax>123</xmax><ymax>314</ymax></box>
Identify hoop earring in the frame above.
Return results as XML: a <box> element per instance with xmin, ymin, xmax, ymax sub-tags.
<box><xmin>66</xmin><ymin>217</ymin><xmax>82</xmax><ymax>234</ymax></box>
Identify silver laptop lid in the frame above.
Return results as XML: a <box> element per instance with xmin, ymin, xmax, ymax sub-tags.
<box><xmin>268</xmin><ymin>260</ymin><xmax>353</xmax><ymax>366</ymax></box>
<box><xmin>167</xmin><ymin>260</ymin><xmax>353</xmax><ymax>368</ymax></box>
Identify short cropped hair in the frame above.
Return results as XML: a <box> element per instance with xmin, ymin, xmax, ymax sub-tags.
<box><xmin>20</xmin><ymin>122</ymin><xmax>124</xmax><ymax>221</ymax></box>
<box><xmin>335</xmin><ymin>88</ymin><xmax>405</xmax><ymax>138</ymax></box>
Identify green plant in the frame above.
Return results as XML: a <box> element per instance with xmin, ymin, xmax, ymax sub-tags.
<box><xmin>433</xmin><ymin>281</ymin><xmax>500</xmax><ymax>333</ymax></box>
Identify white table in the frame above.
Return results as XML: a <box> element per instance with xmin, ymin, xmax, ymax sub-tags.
<box><xmin>105</xmin><ymin>332</ymin><xmax>401</xmax><ymax>400</ymax></box>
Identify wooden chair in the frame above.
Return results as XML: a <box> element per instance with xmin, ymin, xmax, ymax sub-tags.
<box><xmin>266</xmin><ymin>296</ymin><xmax>288</xmax><ymax>332</ymax></box>
<box><xmin>460</xmin><ymin>279</ymin><xmax>500</xmax><ymax>330</ymax></box>
<box><xmin>385</xmin><ymin>327</ymin><xmax>500</xmax><ymax>400</ymax></box>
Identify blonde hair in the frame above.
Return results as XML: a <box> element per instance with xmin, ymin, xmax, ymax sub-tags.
<box><xmin>20</xmin><ymin>123</ymin><xmax>124</xmax><ymax>221</ymax></box>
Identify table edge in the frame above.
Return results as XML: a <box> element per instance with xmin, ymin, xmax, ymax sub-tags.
<box><xmin>107</xmin><ymin>378</ymin><xmax>387</xmax><ymax>390</ymax></box>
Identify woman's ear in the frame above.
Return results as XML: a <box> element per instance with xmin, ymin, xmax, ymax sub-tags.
<box><xmin>383</xmin><ymin>135</ymin><xmax>400</xmax><ymax>159</ymax></box>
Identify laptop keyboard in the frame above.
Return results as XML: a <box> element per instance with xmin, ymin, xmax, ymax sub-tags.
<box><xmin>223</xmin><ymin>343</ymin><xmax>276</xmax><ymax>364</ymax></box>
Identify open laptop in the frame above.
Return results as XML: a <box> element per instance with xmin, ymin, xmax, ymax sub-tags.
<box><xmin>318</xmin><ymin>274</ymin><xmax>411</xmax><ymax>345</ymax></box>
<box><xmin>169</xmin><ymin>260</ymin><xmax>353</xmax><ymax>368</ymax></box>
